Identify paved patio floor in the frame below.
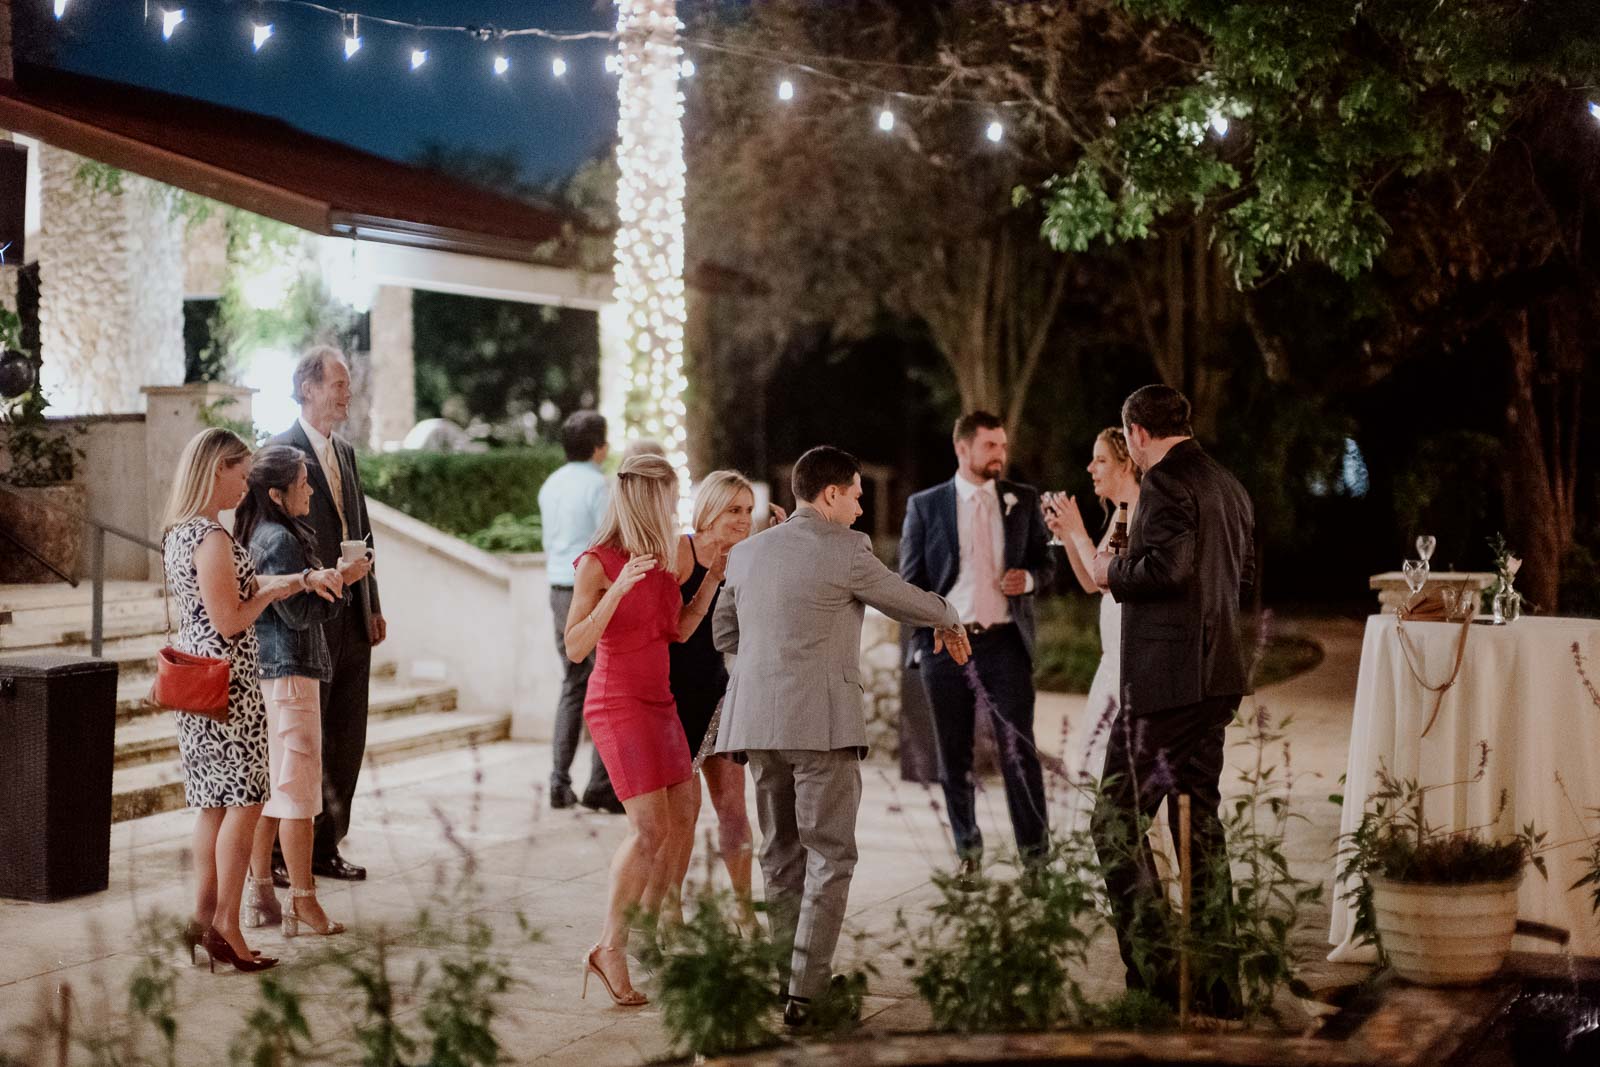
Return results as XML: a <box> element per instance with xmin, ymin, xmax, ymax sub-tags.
<box><xmin>0</xmin><ymin>617</ymin><xmax>1371</xmax><ymax>1065</ymax></box>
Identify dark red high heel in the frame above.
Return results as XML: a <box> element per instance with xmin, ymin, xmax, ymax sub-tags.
<box><xmin>200</xmin><ymin>927</ymin><xmax>278</xmax><ymax>973</ymax></box>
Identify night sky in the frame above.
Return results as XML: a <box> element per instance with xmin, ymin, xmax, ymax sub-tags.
<box><xmin>11</xmin><ymin>0</ymin><xmax>621</xmax><ymax>186</ymax></box>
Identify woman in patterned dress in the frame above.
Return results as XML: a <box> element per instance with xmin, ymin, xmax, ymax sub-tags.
<box><xmin>564</xmin><ymin>454</ymin><xmax>719</xmax><ymax>1006</ymax></box>
<box><xmin>162</xmin><ymin>429</ymin><xmax>337</xmax><ymax>972</ymax></box>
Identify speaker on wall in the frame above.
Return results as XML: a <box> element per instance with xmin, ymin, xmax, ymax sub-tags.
<box><xmin>0</xmin><ymin>142</ymin><xmax>27</xmax><ymax>268</ymax></box>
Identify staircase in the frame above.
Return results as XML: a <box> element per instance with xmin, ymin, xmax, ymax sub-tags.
<box><xmin>0</xmin><ymin>581</ymin><xmax>512</xmax><ymax>822</ymax></box>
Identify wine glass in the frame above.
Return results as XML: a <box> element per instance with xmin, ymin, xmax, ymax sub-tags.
<box><xmin>1415</xmin><ymin>535</ymin><xmax>1437</xmax><ymax>564</ymax></box>
<box><xmin>1402</xmin><ymin>559</ymin><xmax>1428</xmax><ymax>611</ymax></box>
<box><xmin>1042</xmin><ymin>492</ymin><xmax>1064</xmax><ymax>548</ymax></box>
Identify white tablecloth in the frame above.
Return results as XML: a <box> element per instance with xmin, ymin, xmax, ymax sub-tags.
<box><xmin>1328</xmin><ymin>614</ymin><xmax>1600</xmax><ymax>962</ymax></box>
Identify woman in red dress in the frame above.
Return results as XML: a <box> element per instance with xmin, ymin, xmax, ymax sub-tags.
<box><xmin>563</xmin><ymin>453</ymin><xmax>720</xmax><ymax>1006</ymax></box>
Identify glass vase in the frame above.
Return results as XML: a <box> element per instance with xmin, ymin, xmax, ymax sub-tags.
<box><xmin>1491</xmin><ymin>583</ymin><xmax>1521</xmax><ymax>625</ymax></box>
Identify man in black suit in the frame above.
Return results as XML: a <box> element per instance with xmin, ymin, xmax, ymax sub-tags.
<box><xmin>1090</xmin><ymin>384</ymin><xmax>1254</xmax><ymax>1016</ymax></box>
<box><xmin>901</xmin><ymin>411</ymin><xmax>1055</xmax><ymax>870</ymax></box>
<box><xmin>268</xmin><ymin>345</ymin><xmax>384</xmax><ymax>883</ymax></box>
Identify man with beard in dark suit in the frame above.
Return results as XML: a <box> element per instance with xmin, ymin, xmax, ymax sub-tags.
<box><xmin>267</xmin><ymin>345</ymin><xmax>383</xmax><ymax>884</ymax></box>
<box><xmin>901</xmin><ymin>411</ymin><xmax>1055</xmax><ymax>873</ymax></box>
<box><xmin>1090</xmin><ymin>383</ymin><xmax>1255</xmax><ymax>1019</ymax></box>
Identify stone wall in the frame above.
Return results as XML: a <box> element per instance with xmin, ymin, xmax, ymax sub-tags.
<box><xmin>37</xmin><ymin>146</ymin><xmax>186</xmax><ymax>414</ymax></box>
<box><xmin>367</xmin><ymin>285</ymin><xmax>415</xmax><ymax>451</ymax></box>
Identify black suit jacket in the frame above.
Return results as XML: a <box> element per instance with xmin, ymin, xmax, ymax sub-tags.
<box><xmin>1107</xmin><ymin>439</ymin><xmax>1254</xmax><ymax>717</ymax></box>
<box><xmin>269</xmin><ymin>423</ymin><xmax>382</xmax><ymax>636</ymax></box>
<box><xmin>899</xmin><ymin>477</ymin><xmax>1055</xmax><ymax>666</ymax></box>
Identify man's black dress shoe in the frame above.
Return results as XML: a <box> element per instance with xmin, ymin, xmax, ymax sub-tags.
<box><xmin>782</xmin><ymin>996</ymin><xmax>812</xmax><ymax>1028</ymax></box>
<box><xmin>581</xmin><ymin>790</ymin><xmax>625</xmax><ymax>815</ymax></box>
<box><xmin>550</xmin><ymin>783</ymin><xmax>578</xmax><ymax>810</ymax></box>
<box><xmin>270</xmin><ymin>854</ymin><xmax>291</xmax><ymax>890</ymax></box>
<box><xmin>312</xmin><ymin>853</ymin><xmax>367</xmax><ymax>881</ymax></box>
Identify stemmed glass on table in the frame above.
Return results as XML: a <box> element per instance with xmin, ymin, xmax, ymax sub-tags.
<box><xmin>1401</xmin><ymin>558</ymin><xmax>1428</xmax><ymax>613</ymax></box>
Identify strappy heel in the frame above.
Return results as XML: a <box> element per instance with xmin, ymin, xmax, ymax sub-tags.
<box><xmin>242</xmin><ymin>876</ymin><xmax>282</xmax><ymax>929</ymax></box>
<box><xmin>283</xmin><ymin>887</ymin><xmax>345</xmax><ymax>938</ymax></box>
<box><xmin>581</xmin><ymin>945</ymin><xmax>647</xmax><ymax>1006</ymax></box>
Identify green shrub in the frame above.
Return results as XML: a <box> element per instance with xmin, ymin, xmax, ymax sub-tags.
<box><xmin>1033</xmin><ymin>597</ymin><xmax>1105</xmax><ymax>693</ymax></box>
<box><xmin>464</xmin><ymin>513</ymin><xmax>543</xmax><ymax>553</ymax></box>
<box><xmin>358</xmin><ymin>445</ymin><xmax>565</xmax><ymax>537</ymax></box>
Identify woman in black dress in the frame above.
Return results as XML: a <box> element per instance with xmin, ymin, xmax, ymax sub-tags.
<box><xmin>664</xmin><ymin>470</ymin><xmax>761</xmax><ymax>929</ymax></box>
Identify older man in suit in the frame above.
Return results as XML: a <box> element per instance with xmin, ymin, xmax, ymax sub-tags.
<box><xmin>1090</xmin><ymin>383</ymin><xmax>1255</xmax><ymax>1018</ymax></box>
<box><xmin>714</xmin><ymin>445</ymin><xmax>968</xmax><ymax>1026</ymax></box>
<box><xmin>900</xmin><ymin>411</ymin><xmax>1055</xmax><ymax>871</ymax></box>
<box><xmin>267</xmin><ymin>345</ymin><xmax>384</xmax><ymax>884</ymax></box>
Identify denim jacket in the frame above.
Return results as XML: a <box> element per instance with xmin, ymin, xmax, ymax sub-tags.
<box><xmin>248</xmin><ymin>520</ymin><xmax>347</xmax><ymax>682</ymax></box>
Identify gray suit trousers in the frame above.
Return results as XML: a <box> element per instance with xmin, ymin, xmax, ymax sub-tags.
<box><xmin>747</xmin><ymin>748</ymin><xmax>862</xmax><ymax>1000</ymax></box>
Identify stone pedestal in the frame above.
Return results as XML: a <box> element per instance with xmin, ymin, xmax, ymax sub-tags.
<box><xmin>505</xmin><ymin>554</ymin><xmax>563</xmax><ymax>740</ymax></box>
<box><xmin>38</xmin><ymin>146</ymin><xmax>185</xmax><ymax>415</ymax></box>
<box><xmin>1369</xmin><ymin>571</ymin><xmax>1496</xmax><ymax>612</ymax></box>
<box><xmin>141</xmin><ymin>383</ymin><xmax>253</xmax><ymax>575</ymax></box>
<box><xmin>367</xmin><ymin>285</ymin><xmax>415</xmax><ymax>452</ymax></box>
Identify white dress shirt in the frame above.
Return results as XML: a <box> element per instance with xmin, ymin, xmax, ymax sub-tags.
<box><xmin>298</xmin><ymin>415</ymin><xmax>348</xmax><ymax>539</ymax></box>
<box><xmin>947</xmin><ymin>474</ymin><xmax>1011</xmax><ymax>626</ymax></box>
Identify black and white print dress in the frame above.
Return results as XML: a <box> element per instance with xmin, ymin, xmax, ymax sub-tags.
<box><xmin>163</xmin><ymin>517</ymin><xmax>270</xmax><ymax>808</ymax></box>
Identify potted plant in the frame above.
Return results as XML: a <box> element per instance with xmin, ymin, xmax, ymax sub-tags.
<box><xmin>1338</xmin><ymin>749</ymin><xmax>1546</xmax><ymax>986</ymax></box>
<box><xmin>0</xmin><ymin>307</ymin><xmax>87</xmax><ymax>583</ymax></box>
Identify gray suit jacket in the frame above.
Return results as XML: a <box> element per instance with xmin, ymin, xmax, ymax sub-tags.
<box><xmin>712</xmin><ymin>507</ymin><xmax>959</xmax><ymax>755</ymax></box>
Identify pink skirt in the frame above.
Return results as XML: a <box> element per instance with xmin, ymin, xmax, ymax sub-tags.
<box><xmin>261</xmin><ymin>676</ymin><xmax>323</xmax><ymax>820</ymax></box>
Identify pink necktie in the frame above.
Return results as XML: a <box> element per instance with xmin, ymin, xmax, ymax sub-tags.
<box><xmin>971</xmin><ymin>490</ymin><xmax>1006</xmax><ymax>627</ymax></box>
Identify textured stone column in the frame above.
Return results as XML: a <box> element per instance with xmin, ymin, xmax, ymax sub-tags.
<box><xmin>37</xmin><ymin>146</ymin><xmax>186</xmax><ymax>414</ymax></box>
<box><xmin>367</xmin><ymin>284</ymin><xmax>415</xmax><ymax>451</ymax></box>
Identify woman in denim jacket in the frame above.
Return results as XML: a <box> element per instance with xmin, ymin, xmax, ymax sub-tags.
<box><xmin>233</xmin><ymin>445</ymin><xmax>370</xmax><ymax>937</ymax></box>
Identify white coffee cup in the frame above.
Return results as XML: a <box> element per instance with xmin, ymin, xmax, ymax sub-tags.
<box><xmin>340</xmin><ymin>539</ymin><xmax>372</xmax><ymax>566</ymax></box>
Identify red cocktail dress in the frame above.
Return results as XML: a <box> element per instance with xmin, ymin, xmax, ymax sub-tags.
<box><xmin>579</xmin><ymin>544</ymin><xmax>693</xmax><ymax>801</ymax></box>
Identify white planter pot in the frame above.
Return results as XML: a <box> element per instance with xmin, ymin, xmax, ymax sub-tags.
<box><xmin>1372</xmin><ymin>874</ymin><xmax>1522</xmax><ymax>987</ymax></box>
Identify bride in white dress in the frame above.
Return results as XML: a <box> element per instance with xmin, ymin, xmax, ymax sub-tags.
<box><xmin>1043</xmin><ymin>428</ymin><xmax>1142</xmax><ymax>835</ymax></box>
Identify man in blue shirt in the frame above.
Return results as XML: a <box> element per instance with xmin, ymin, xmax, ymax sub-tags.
<box><xmin>540</xmin><ymin>411</ymin><xmax>620</xmax><ymax>812</ymax></box>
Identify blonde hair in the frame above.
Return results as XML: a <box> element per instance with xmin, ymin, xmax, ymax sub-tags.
<box><xmin>692</xmin><ymin>470</ymin><xmax>754</xmax><ymax>534</ymax></box>
<box><xmin>1096</xmin><ymin>427</ymin><xmax>1142</xmax><ymax>488</ymax></box>
<box><xmin>163</xmin><ymin>428</ymin><xmax>251</xmax><ymax>531</ymax></box>
<box><xmin>592</xmin><ymin>453</ymin><xmax>678</xmax><ymax>564</ymax></box>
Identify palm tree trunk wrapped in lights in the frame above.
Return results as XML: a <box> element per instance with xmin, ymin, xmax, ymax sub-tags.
<box><xmin>612</xmin><ymin>0</ymin><xmax>691</xmax><ymax>507</ymax></box>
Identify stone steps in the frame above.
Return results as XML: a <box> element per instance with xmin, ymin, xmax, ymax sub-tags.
<box><xmin>110</xmin><ymin>709</ymin><xmax>512</xmax><ymax>823</ymax></box>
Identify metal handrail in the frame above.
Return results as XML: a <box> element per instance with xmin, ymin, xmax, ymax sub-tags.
<box><xmin>0</xmin><ymin>482</ymin><xmax>162</xmax><ymax>657</ymax></box>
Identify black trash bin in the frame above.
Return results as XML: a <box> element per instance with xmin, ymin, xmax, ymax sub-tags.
<box><xmin>0</xmin><ymin>652</ymin><xmax>119</xmax><ymax>901</ymax></box>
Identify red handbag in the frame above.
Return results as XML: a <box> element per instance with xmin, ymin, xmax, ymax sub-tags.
<box><xmin>148</xmin><ymin>547</ymin><xmax>232</xmax><ymax>723</ymax></box>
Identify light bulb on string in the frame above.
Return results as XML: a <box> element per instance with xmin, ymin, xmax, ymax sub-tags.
<box><xmin>679</xmin><ymin>57</ymin><xmax>695</xmax><ymax>78</ymax></box>
<box><xmin>53</xmin><ymin>0</ymin><xmax>68</xmax><ymax>19</ymax></box>
<box><xmin>1209</xmin><ymin>112</ymin><xmax>1229</xmax><ymax>137</ymax></box>
<box><xmin>552</xmin><ymin>55</ymin><xmax>568</xmax><ymax>78</ymax></box>
<box><xmin>343</xmin><ymin>14</ymin><xmax>361</xmax><ymax>59</ymax></box>
<box><xmin>1590</xmin><ymin>101</ymin><xmax>1600</xmax><ymax>123</ymax></box>
<box><xmin>877</xmin><ymin>107</ymin><xmax>896</xmax><ymax>132</ymax></box>
<box><xmin>985</xmin><ymin>119</ymin><xmax>1004</xmax><ymax>143</ymax></box>
<box><xmin>494</xmin><ymin>55</ymin><xmax>510</xmax><ymax>75</ymax></box>
<box><xmin>252</xmin><ymin>23</ymin><xmax>273</xmax><ymax>51</ymax></box>
<box><xmin>777</xmin><ymin>78</ymin><xmax>795</xmax><ymax>102</ymax></box>
<box><xmin>410</xmin><ymin>48</ymin><xmax>428</xmax><ymax>71</ymax></box>
<box><xmin>605</xmin><ymin>54</ymin><xmax>620</xmax><ymax>75</ymax></box>
<box><xmin>160</xmin><ymin>8</ymin><xmax>184</xmax><ymax>40</ymax></box>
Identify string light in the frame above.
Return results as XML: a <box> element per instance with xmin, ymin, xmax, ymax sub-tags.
<box><xmin>777</xmin><ymin>78</ymin><xmax>794</xmax><ymax>101</ymax></box>
<box><xmin>53</xmin><ymin>0</ymin><xmax>68</xmax><ymax>18</ymax></box>
<box><xmin>494</xmin><ymin>54</ymin><xmax>510</xmax><ymax>75</ymax></box>
<box><xmin>605</xmin><ymin>53</ymin><xmax>620</xmax><ymax>75</ymax></box>
<box><xmin>161</xmin><ymin>8</ymin><xmax>184</xmax><ymax>40</ymax></box>
<box><xmin>410</xmin><ymin>48</ymin><xmax>428</xmax><ymax>70</ymax></box>
<box><xmin>343</xmin><ymin>14</ymin><xmax>360</xmax><ymax>58</ymax></box>
<box><xmin>552</xmin><ymin>55</ymin><xmax>568</xmax><ymax>77</ymax></box>
<box><xmin>252</xmin><ymin>23</ymin><xmax>273</xmax><ymax>51</ymax></box>
<box><xmin>985</xmin><ymin>119</ymin><xmax>1003</xmax><ymax>143</ymax></box>
<box><xmin>1590</xmin><ymin>101</ymin><xmax>1600</xmax><ymax>123</ymax></box>
<box><xmin>1209</xmin><ymin>112</ymin><xmax>1229</xmax><ymax>137</ymax></box>
<box><xmin>679</xmin><ymin>58</ymin><xmax>695</xmax><ymax>78</ymax></box>
<box><xmin>877</xmin><ymin>107</ymin><xmax>895</xmax><ymax>132</ymax></box>
<box><xmin>613</xmin><ymin>0</ymin><xmax>692</xmax><ymax>517</ymax></box>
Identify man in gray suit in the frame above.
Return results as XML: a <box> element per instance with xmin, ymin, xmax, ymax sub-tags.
<box><xmin>713</xmin><ymin>446</ymin><xmax>970</xmax><ymax>1025</ymax></box>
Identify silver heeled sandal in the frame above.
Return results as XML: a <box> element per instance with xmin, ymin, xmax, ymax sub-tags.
<box><xmin>283</xmin><ymin>887</ymin><xmax>346</xmax><ymax>938</ymax></box>
<box><xmin>241</xmin><ymin>876</ymin><xmax>282</xmax><ymax>929</ymax></box>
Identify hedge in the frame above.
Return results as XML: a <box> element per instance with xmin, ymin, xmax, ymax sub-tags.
<box><xmin>357</xmin><ymin>445</ymin><xmax>566</xmax><ymax>539</ymax></box>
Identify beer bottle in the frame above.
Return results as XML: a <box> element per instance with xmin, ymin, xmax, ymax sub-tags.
<box><xmin>1108</xmin><ymin>502</ymin><xmax>1130</xmax><ymax>556</ymax></box>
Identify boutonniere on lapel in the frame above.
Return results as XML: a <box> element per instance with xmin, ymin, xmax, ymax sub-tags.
<box><xmin>1002</xmin><ymin>491</ymin><xmax>1018</xmax><ymax>517</ymax></box>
